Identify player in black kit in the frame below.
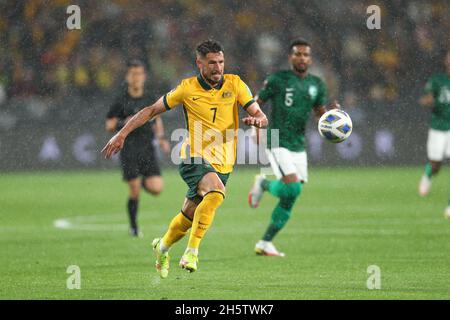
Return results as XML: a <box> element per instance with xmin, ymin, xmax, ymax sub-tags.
<box><xmin>106</xmin><ymin>60</ymin><xmax>170</xmax><ymax>237</ymax></box>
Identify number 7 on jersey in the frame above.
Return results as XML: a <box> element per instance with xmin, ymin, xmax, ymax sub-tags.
<box><xmin>210</xmin><ymin>107</ymin><xmax>218</xmax><ymax>123</ymax></box>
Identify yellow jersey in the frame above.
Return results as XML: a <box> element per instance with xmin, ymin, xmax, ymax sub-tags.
<box><xmin>163</xmin><ymin>74</ymin><xmax>255</xmax><ymax>174</ymax></box>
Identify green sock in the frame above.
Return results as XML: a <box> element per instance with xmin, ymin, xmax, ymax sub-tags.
<box><xmin>261</xmin><ymin>179</ymin><xmax>281</xmax><ymax>195</ymax></box>
<box><xmin>261</xmin><ymin>179</ymin><xmax>269</xmax><ymax>191</ymax></box>
<box><xmin>424</xmin><ymin>162</ymin><xmax>433</xmax><ymax>178</ymax></box>
<box><xmin>262</xmin><ymin>179</ymin><xmax>301</xmax><ymax>198</ymax></box>
<box><xmin>263</xmin><ymin>204</ymin><xmax>291</xmax><ymax>241</ymax></box>
<box><xmin>262</xmin><ymin>181</ymin><xmax>302</xmax><ymax>241</ymax></box>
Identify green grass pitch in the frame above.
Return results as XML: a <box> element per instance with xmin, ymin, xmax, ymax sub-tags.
<box><xmin>0</xmin><ymin>167</ymin><xmax>449</xmax><ymax>299</ymax></box>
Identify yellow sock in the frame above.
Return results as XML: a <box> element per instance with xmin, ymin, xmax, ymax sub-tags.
<box><xmin>161</xmin><ymin>212</ymin><xmax>192</xmax><ymax>250</ymax></box>
<box><xmin>187</xmin><ymin>190</ymin><xmax>225</xmax><ymax>250</ymax></box>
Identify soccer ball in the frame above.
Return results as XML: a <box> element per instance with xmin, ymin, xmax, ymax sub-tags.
<box><xmin>318</xmin><ymin>109</ymin><xmax>353</xmax><ymax>143</ymax></box>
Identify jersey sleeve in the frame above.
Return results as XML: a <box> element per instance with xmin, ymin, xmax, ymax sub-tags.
<box><xmin>314</xmin><ymin>78</ymin><xmax>327</xmax><ymax>108</ymax></box>
<box><xmin>257</xmin><ymin>75</ymin><xmax>277</xmax><ymax>102</ymax></box>
<box><xmin>106</xmin><ymin>96</ymin><xmax>123</xmax><ymax>119</ymax></box>
<box><xmin>424</xmin><ymin>76</ymin><xmax>436</xmax><ymax>96</ymax></box>
<box><xmin>163</xmin><ymin>81</ymin><xmax>185</xmax><ymax>110</ymax></box>
<box><xmin>237</xmin><ymin>77</ymin><xmax>255</xmax><ymax>110</ymax></box>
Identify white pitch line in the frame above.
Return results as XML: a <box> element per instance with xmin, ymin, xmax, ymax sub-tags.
<box><xmin>53</xmin><ymin>217</ymin><xmax>129</xmax><ymax>232</ymax></box>
<box><xmin>53</xmin><ymin>219</ymin><xmax>71</xmax><ymax>229</ymax></box>
<box><xmin>51</xmin><ymin>207</ymin><xmax>450</xmax><ymax>235</ymax></box>
<box><xmin>52</xmin><ymin>212</ymin><xmax>166</xmax><ymax>232</ymax></box>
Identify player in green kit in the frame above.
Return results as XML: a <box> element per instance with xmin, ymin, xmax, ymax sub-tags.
<box><xmin>418</xmin><ymin>50</ymin><xmax>450</xmax><ymax>218</ymax></box>
<box><xmin>248</xmin><ymin>38</ymin><xmax>339</xmax><ymax>256</ymax></box>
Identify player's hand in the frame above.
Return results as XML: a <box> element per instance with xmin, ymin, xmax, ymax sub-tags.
<box><xmin>159</xmin><ymin>138</ymin><xmax>171</xmax><ymax>155</ymax></box>
<box><xmin>328</xmin><ymin>100</ymin><xmax>341</xmax><ymax>109</ymax></box>
<box><xmin>242</xmin><ymin>116</ymin><xmax>268</xmax><ymax>128</ymax></box>
<box><xmin>101</xmin><ymin>133</ymin><xmax>125</xmax><ymax>159</ymax></box>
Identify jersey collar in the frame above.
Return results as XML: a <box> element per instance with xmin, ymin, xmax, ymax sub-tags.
<box><xmin>290</xmin><ymin>69</ymin><xmax>310</xmax><ymax>80</ymax></box>
<box><xmin>197</xmin><ymin>73</ymin><xmax>224</xmax><ymax>91</ymax></box>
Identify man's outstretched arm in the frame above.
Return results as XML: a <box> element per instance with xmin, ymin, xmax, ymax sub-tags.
<box><xmin>101</xmin><ymin>97</ymin><xmax>167</xmax><ymax>158</ymax></box>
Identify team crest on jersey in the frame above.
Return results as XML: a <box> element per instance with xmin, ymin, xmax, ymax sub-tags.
<box><xmin>222</xmin><ymin>91</ymin><xmax>233</xmax><ymax>98</ymax></box>
<box><xmin>438</xmin><ymin>87</ymin><xmax>450</xmax><ymax>104</ymax></box>
<box><xmin>308</xmin><ymin>86</ymin><xmax>318</xmax><ymax>99</ymax></box>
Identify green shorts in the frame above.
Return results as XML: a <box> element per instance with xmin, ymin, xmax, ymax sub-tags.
<box><xmin>179</xmin><ymin>158</ymin><xmax>230</xmax><ymax>204</ymax></box>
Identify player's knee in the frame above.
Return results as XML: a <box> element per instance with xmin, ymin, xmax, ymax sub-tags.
<box><xmin>215</xmin><ymin>184</ymin><xmax>226</xmax><ymax>195</ymax></box>
<box><xmin>143</xmin><ymin>178</ymin><xmax>163</xmax><ymax>195</ymax></box>
<box><xmin>201</xmin><ymin>185</ymin><xmax>226</xmax><ymax>200</ymax></box>
<box><xmin>282</xmin><ymin>174</ymin><xmax>299</xmax><ymax>184</ymax></box>
<box><xmin>198</xmin><ymin>172</ymin><xmax>226</xmax><ymax>197</ymax></box>
<box><xmin>209</xmin><ymin>178</ymin><xmax>226</xmax><ymax>193</ymax></box>
<box><xmin>279</xmin><ymin>183</ymin><xmax>301</xmax><ymax>211</ymax></box>
<box><xmin>289</xmin><ymin>182</ymin><xmax>302</xmax><ymax>197</ymax></box>
<box><xmin>145</xmin><ymin>186</ymin><xmax>163</xmax><ymax>195</ymax></box>
<box><xmin>281</xmin><ymin>182</ymin><xmax>302</xmax><ymax>198</ymax></box>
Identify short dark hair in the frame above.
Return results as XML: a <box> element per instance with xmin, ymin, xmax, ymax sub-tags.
<box><xmin>289</xmin><ymin>38</ymin><xmax>311</xmax><ymax>53</ymax></box>
<box><xmin>127</xmin><ymin>59</ymin><xmax>145</xmax><ymax>69</ymax></box>
<box><xmin>196</xmin><ymin>40</ymin><xmax>224</xmax><ymax>58</ymax></box>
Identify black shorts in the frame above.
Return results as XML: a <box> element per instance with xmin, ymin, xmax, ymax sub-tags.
<box><xmin>120</xmin><ymin>146</ymin><xmax>161</xmax><ymax>181</ymax></box>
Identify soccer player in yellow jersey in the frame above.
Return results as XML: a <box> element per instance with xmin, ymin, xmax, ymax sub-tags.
<box><xmin>102</xmin><ymin>40</ymin><xmax>268</xmax><ymax>278</ymax></box>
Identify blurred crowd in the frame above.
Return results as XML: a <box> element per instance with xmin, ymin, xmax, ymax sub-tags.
<box><xmin>0</xmin><ymin>0</ymin><xmax>449</xmax><ymax>128</ymax></box>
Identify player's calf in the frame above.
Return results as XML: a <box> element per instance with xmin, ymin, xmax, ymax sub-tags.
<box><xmin>256</xmin><ymin>181</ymin><xmax>301</xmax><ymax>255</ymax></box>
<box><xmin>419</xmin><ymin>161</ymin><xmax>441</xmax><ymax>197</ymax></box>
<box><xmin>183</xmin><ymin>188</ymin><xmax>225</xmax><ymax>272</ymax></box>
<box><xmin>127</xmin><ymin>179</ymin><xmax>141</xmax><ymax>236</ymax></box>
<box><xmin>186</xmin><ymin>190</ymin><xmax>225</xmax><ymax>253</ymax></box>
<box><xmin>160</xmin><ymin>212</ymin><xmax>192</xmax><ymax>252</ymax></box>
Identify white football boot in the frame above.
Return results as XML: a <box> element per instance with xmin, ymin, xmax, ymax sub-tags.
<box><xmin>248</xmin><ymin>174</ymin><xmax>266</xmax><ymax>208</ymax></box>
<box><xmin>444</xmin><ymin>206</ymin><xmax>450</xmax><ymax>219</ymax></box>
<box><xmin>418</xmin><ymin>175</ymin><xmax>432</xmax><ymax>197</ymax></box>
<box><xmin>255</xmin><ymin>240</ymin><xmax>285</xmax><ymax>257</ymax></box>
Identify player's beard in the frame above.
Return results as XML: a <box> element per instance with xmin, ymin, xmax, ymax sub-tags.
<box><xmin>294</xmin><ymin>64</ymin><xmax>308</xmax><ymax>74</ymax></box>
<box><xmin>205</xmin><ymin>71</ymin><xmax>222</xmax><ymax>85</ymax></box>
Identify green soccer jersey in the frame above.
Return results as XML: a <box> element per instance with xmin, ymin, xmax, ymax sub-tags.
<box><xmin>258</xmin><ymin>70</ymin><xmax>327</xmax><ymax>152</ymax></box>
<box><xmin>424</xmin><ymin>73</ymin><xmax>450</xmax><ymax>131</ymax></box>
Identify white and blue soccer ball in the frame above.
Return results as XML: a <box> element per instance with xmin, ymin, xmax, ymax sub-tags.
<box><xmin>318</xmin><ymin>109</ymin><xmax>353</xmax><ymax>143</ymax></box>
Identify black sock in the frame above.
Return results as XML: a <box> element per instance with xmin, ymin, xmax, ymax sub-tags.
<box><xmin>127</xmin><ymin>198</ymin><xmax>139</xmax><ymax>230</ymax></box>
